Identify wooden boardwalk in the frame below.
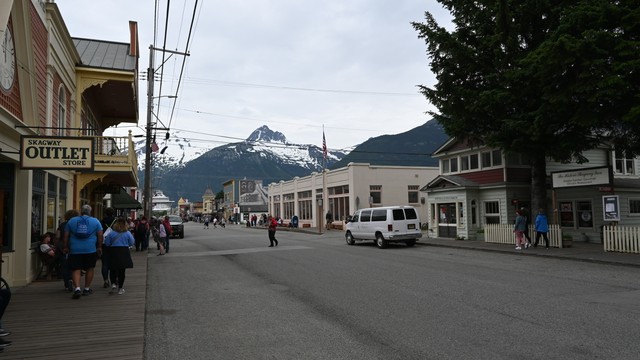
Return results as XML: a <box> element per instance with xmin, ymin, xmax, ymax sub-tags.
<box><xmin>2</xmin><ymin>250</ymin><xmax>148</xmax><ymax>359</ymax></box>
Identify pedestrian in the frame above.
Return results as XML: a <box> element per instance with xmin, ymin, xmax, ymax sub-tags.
<box><xmin>325</xmin><ymin>211</ymin><xmax>332</xmax><ymax>230</ymax></box>
<box><xmin>135</xmin><ymin>216</ymin><xmax>149</xmax><ymax>251</ymax></box>
<box><xmin>151</xmin><ymin>219</ymin><xmax>166</xmax><ymax>256</ymax></box>
<box><xmin>0</xmin><ymin>286</ymin><xmax>12</xmax><ymax>350</ymax></box>
<box><xmin>513</xmin><ymin>209</ymin><xmax>527</xmax><ymax>250</ymax></box>
<box><xmin>520</xmin><ymin>207</ymin><xmax>532</xmax><ymax>247</ymax></box>
<box><xmin>267</xmin><ymin>215</ymin><xmax>278</xmax><ymax>247</ymax></box>
<box><xmin>103</xmin><ymin>217</ymin><xmax>135</xmax><ymax>295</ymax></box>
<box><xmin>100</xmin><ymin>207</ymin><xmax>116</xmax><ymax>288</ymax></box>
<box><xmin>56</xmin><ymin>209</ymin><xmax>79</xmax><ymax>291</ymax></box>
<box><xmin>204</xmin><ymin>216</ymin><xmax>209</xmax><ymax>229</ymax></box>
<box><xmin>162</xmin><ymin>216</ymin><xmax>173</xmax><ymax>253</ymax></box>
<box><xmin>534</xmin><ymin>208</ymin><xmax>550</xmax><ymax>249</ymax></box>
<box><xmin>63</xmin><ymin>204</ymin><xmax>103</xmax><ymax>299</ymax></box>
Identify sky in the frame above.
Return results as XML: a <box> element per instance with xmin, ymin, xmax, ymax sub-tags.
<box><xmin>55</xmin><ymin>0</ymin><xmax>451</xmax><ymax>153</ymax></box>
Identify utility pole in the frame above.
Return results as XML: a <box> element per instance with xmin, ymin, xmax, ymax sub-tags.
<box><xmin>143</xmin><ymin>45</ymin><xmax>189</xmax><ymax>220</ymax></box>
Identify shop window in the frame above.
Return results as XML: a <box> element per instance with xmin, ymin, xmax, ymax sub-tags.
<box><xmin>577</xmin><ymin>201</ymin><xmax>593</xmax><ymax>228</ymax></box>
<box><xmin>484</xmin><ymin>201</ymin><xmax>500</xmax><ymax>224</ymax></box>
<box><xmin>559</xmin><ymin>201</ymin><xmax>574</xmax><ymax>227</ymax></box>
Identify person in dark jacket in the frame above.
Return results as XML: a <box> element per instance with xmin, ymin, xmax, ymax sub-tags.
<box><xmin>534</xmin><ymin>208</ymin><xmax>550</xmax><ymax>249</ymax></box>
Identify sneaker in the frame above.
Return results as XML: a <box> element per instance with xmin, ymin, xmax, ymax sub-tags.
<box><xmin>109</xmin><ymin>284</ymin><xmax>117</xmax><ymax>294</ymax></box>
<box><xmin>515</xmin><ymin>246</ymin><xmax>522</xmax><ymax>250</ymax></box>
<box><xmin>525</xmin><ymin>243</ymin><xmax>530</xmax><ymax>249</ymax></box>
<box><xmin>103</xmin><ymin>281</ymin><xmax>110</xmax><ymax>288</ymax></box>
<box><xmin>72</xmin><ymin>289</ymin><xmax>82</xmax><ymax>299</ymax></box>
<box><xmin>67</xmin><ymin>280</ymin><xmax>74</xmax><ymax>292</ymax></box>
<box><xmin>0</xmin><ymin>338</ymin><xmax>11</xmax><ymax>347</ymax></box>
<box><xmin>0</xmin><ymin>330</ymin><xmax>11</xmax><ymax>337</ymax></box>
<box><xmin>82</xmin><ymin>288</ymin><xmax>93</xmax><ymax>296</ymax></box>
<box><xmin>118</xmin><ymin>288</ymin><xmax>125</xmax><ymax>295</ymax></box>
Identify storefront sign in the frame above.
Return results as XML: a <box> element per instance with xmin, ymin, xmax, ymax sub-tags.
<box><xmin>20</xmin><ymin>136</ymin><xmax>94</xmax><ymax>170</ymax></box>
<box><xmin>551</xmin><ymin>166</ymin><xmax>611</xmax><ymax>189</ymax></box>
<box><xmin>602</xmin><ymin>195</ymin><xmax>620</xmax><ymax>221</ymax></box>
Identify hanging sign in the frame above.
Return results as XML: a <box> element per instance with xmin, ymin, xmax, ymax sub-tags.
<box><xmin>20</xmin><ymin>136</ymin><xmax>94</xmax><ymax>170</ymax></box>
<box><xmin>551</xmin><ymin>166</ymin><xmax>612</xmax><ymax>189</ymax></box>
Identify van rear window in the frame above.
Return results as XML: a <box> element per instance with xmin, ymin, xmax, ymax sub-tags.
<box><xmin>404</xmin><ymin>208</ymin><xmax>418</xmax><ymax>220</ymax></box>
<box><xmin>371</xmin><ymin>209</ymin><xmax>387</xmax><ymax>221</ymax></box>
<box><xmin>392</xmin><ymin>209</ymin><xmax>406</xmax><ymax>220</ymax></box>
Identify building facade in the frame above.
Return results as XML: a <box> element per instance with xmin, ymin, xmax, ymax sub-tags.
<box><xmin>424</xmin><ymin>137</ymin><xmax>640</xmax><ymax>242</ymax></box>
<box><xmin>268</xmin><ymin>163</ymin><xmax>439</xmax><ymax>229</ymax></box>
<box><xmin>1</xmin><ymin>1</ymin><xmax>138</xmax><ymax>286</ymax></box>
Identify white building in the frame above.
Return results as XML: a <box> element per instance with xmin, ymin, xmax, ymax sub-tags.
<box><xmin>268</xmin><ymin>163</ymin><xmax>439</xmax><ymax>229</ymax></box>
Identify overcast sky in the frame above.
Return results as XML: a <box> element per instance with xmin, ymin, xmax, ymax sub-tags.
<box><xmin>56</xmin><ymin>0</ymin><xmax>451</xmax><ymax>152</ymax></box>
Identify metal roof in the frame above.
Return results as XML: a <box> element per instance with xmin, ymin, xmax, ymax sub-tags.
<box><xmin>73</xmin><ymin>38</ymin><xmax>136</xmax><ymax>71</ymax></box>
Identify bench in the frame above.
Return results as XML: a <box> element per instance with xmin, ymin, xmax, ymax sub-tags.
<box><xmin>35</xmin><ymin>248</ymin><xmax>59</xmax><ymax>281</ymax></box>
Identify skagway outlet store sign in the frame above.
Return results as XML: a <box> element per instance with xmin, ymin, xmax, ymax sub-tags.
<box><xmin>20</xmin><ymin>136</ymin><xmax>95</xmax><ymax>170</ymax></box>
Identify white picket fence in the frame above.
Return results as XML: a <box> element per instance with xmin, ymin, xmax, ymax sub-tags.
<box><xmin>603</xmin><ymin>226</ymin><xmax>640</xmax><ymax>254</ymax></box>
<box><xmin>484</xmin><ymin>224</ymin><xmax>563</xmax><ymax>248</ymax></box>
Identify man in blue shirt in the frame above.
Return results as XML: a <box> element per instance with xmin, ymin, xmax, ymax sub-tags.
<box><xmin>63</xmin><ymin>204</ymin><xmax>104</xmax><ymax>299</ymax></box>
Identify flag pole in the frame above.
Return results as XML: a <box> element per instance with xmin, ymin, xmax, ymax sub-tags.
<box><xmin>321</xmin><ymin>125</ymin><xmax>328</xmax><ymax>232</ymax></box>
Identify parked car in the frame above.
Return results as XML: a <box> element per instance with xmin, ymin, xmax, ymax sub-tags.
<box><xmin>167</xmin><ymin>215</ymin><xmax>184</xmax><ymax>238</ymax></box>
<box><xmin>345</xmin><ymin>206</ymin><xmax>422</xmax><ymax>248</ymax></box>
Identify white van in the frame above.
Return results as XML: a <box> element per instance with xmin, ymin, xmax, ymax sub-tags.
<box><xmin>345</xmin><ymin>206</ymin><xmax>422</xmax><ymax>248</ymax></box>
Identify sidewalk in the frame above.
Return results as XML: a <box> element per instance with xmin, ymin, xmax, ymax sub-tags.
<box><xmin>419</xmin><ymin>236</ymin><xmax>640</xmax><ymax>268</ymax></box>
<box><xmin>2</xmin><ymin>250</ymin><xmax>148</xmax><ymax>359</ymax></box>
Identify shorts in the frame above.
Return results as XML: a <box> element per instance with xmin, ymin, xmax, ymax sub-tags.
<box><xmin>67</xmin><ymin>252</ymin><xmax>99</xmax><ymax>271</ymax></box>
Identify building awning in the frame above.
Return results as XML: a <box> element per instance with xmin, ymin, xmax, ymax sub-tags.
<box><xmin>111</xmin><ymin>189</ymin><xmax>142</xmax><ymax>210</ymax></box>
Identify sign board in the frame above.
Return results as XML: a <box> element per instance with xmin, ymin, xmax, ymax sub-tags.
<box><xmin>602</xmin><ymin>195</ymin><xmax>620</xmax><ymax>221</ymax></box>
<box><xmin>20</xmin><ymin>136</ymin><xmax>94</xmax><ymax>170</ymax></box>
<box><xmin>551</xmin><ymin>166</ymin><xmax>612</xmax><ymax>189</ymax></box>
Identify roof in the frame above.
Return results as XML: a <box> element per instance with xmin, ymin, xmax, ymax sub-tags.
<box><xmin>73</xmin><ymin>38</ymin><xmax>136</xmax><ymax>71</ymax></box>
<box><xmin>421</xmin><ymin>175</ymin><xmax>481</xmax><ymax>191</ymax></box>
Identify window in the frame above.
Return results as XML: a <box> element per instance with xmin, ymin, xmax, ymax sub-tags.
<box><xmin>630</xmin><ymin>199</ymin><xmax>640</xmax><ymax>215</ymax></box>
<box><xmin>408</xmin><ymin>185</ymin><xmax>419</xmax><ymax>204</ymax></box>
<box><xmin>442</xmin><ymin>160</ymin><xmax>450</xmax><ymax>173</ymax></box>
<box><xmin>614</xmin><ymin>151</ymin><xmax>635</xmax><ymax>175</ymax></box>
<box><xmin>577</xmin><ymin>201</ymin><xmax>593</xmax><ymax>228</ymax></box>
<box><xmin>471</xmin><ymin>200</ymin><xmax>477</xmax><ymax>225</ymax></box>
<box><xmin>469</xmin><ymin>154</ymin><xmax>479</xmax><ymax>170</ymax></box>
<box><xmin>484</xmin><ymin>201</ymin><xmax>500</xmax><ymax>224</ymax></box>
<box><xmin>461</xmin><ymin>156</ymin><xmax>469</xmax><ymax>171</ymax></box>
<box><xmin>371</xmin><ymin>209</ymin><xmax>387</xmax><ymax>221</ymax></box>
<box><xmin>559</xmin><ymin>201</ymin><xmax>574</xmax><ymax>227</ymax></box>
<box><xmin>370</xmin><ymin>185</ymin><xmax>381</xmax><ymax>205</ymax></box>
<box><xmin>58</xmin><ymin>88</ymin><xmax>66</xmax><ymax>136</ymax></box>
<box><xmin>450</xmin><ymin>158</ymin><xmax>458</xmax><ymax>172</ymax></box>
<box><xmin>361</xmin><ymin>210</ymin><xmax>371</xmax><ymax>222</ymax></box>
<box><xmin>481</xmin><ymin>150</ymin><xmax>502</xmax><ymax>168</ymax></box>
<box><xmin>283</xmin><ymin>193</ymin><xmax>294</xmax><ymax>219</ymax></box>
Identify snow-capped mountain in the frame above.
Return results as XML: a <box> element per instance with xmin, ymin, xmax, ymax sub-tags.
<box><xmin>138</xmin><ymin>125</ymin><xmax>349</xmax><ymax>202</ymax></box>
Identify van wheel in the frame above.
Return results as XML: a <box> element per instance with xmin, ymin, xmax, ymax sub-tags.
<box><xmin>345</xmin><ymin>232</ymin><xmax>355</xmax><ymax>245</ymax></box>
<box><xmin>405</xmin><ymin>239</ymin><xmax>416</xmax><ymax>247</ymax></box>
<box><xmin>376</xmin><ymin>234</ymin><xmax>388</xmax><ymax>249</ymax></box>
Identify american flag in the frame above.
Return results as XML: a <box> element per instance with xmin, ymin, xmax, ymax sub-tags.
<box><xmin>322</xmin><ymin>131</ymin><xmax>327</xmax><ymax>161</ymax></box>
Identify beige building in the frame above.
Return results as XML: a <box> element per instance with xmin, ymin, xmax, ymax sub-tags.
<box><xmin>268</xmin><ymin>163</ymin><xmax>439</xmax><ymax>229</ymax></box>
<box><xmin>1</xmin><ymin>1</ymin><xmax>138</xmax><ymax>286</ymax></box>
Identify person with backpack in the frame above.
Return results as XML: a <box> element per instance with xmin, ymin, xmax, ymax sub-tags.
<box><xmin>63</xmin><ymin>204</ymin><xmax>103</xmax><ymax>299</ymax></box>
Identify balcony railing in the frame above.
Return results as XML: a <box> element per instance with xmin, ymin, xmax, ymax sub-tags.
<box><xmin>92</xmin><ymin>131</ymin><xmax>139</xmax><ymax>185</ymax></box>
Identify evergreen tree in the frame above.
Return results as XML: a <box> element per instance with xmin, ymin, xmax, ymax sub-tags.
<box><xmin>413</xmin><ymin>0</ymin><xmax>640</xmax><ymax>214</ymax></box>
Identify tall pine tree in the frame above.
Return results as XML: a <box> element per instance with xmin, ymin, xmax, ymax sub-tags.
<box><xmin>413</xmin><ymin>0</ymin><xmax>640</xmax><ymax>214</ymax></box>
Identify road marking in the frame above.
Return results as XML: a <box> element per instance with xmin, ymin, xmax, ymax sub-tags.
<box><xmin>149</xmin><ymin>245</ymin><xmax>312</xmax><ymax>258</ymax></box>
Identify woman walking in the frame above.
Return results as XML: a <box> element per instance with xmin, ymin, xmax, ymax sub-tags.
<box><xmin>103</xmin><ymin>217</ymin><xmax>135</xmax><ymax>295</ymax></box>
<box><xmin>267</xmin><ymin>216</ymin><xmax>278</xmax><ymax>247</ymax></box>
<box><xmin>151</xmin><ymin>219</ymin><xmax>166</xmax><ymax>256</ymax></box>
<box><xmin>513</xmin><ymin>209</ymin><xmax>527</xmax><ymax>250</ymax></box>
<box><xmin>534</xmin><ymin>208</ymin><xmax>550</xmax><ymax>249</ymax></box>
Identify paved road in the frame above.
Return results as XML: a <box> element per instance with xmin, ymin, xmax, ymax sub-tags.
<box><xmin>144</xmin><ymin>222</ymin><xmax>640</xmax><ymax>360</ymax></box>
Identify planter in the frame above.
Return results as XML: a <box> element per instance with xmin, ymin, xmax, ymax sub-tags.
<box><xmin>562</xmin><ymin>235</ymin><xmax>573</xmax><ymax>248</ymax></box>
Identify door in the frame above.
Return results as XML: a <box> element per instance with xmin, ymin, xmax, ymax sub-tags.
<box><xmin>437</xmin><ymin>203</ymin><xmax>457</xmax><ymax>238</ymax></box>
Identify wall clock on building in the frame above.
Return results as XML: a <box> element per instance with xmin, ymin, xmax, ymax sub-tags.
<box><xmin>0</xmin><ymin>26</ymin><xmax>16</xmax><ymax>91</ymax></box>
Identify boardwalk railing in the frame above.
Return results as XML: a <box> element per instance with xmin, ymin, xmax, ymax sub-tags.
<box><xmin>484</xmin><ymin>224</ymin><xmax>563</xmax><ymax>248</ymax></box>
<box><xmin>603</xmin><ymin>226</ymin><xmax>640</xmax><ymax>254</ymax></box>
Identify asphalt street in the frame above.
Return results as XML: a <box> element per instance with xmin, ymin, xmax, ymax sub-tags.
<box><xmin>144</xmin><ymin>222</ymin><xmax>640</xmax><ymax>360</ymax></box>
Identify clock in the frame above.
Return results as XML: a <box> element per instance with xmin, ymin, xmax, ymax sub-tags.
<box><xmin>1</xmin><ymin>26</ymin><xmax>16</xmax><ymax>91</ymax></box>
